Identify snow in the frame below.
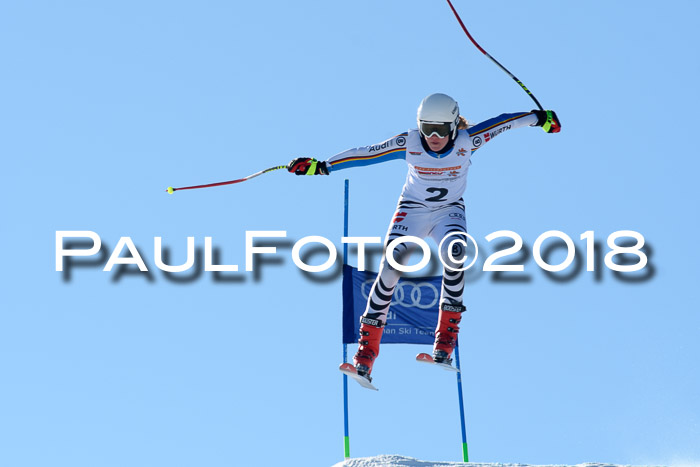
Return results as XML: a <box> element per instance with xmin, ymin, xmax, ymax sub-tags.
<box><xmin>332</xmin><ymin>455</ymin><xmax>664</xmax><ymax>467</ymax></box>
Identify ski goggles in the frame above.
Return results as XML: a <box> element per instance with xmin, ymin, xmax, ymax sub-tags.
<box><xmin>419</xmin><ymin>121</ymin><xmax>453</xmax><ymax>138</ymax></box>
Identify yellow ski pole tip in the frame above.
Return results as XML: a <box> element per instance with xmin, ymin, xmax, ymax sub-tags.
<box><xmin>167</xmin><ymin>187</ymin><xmax>174</xmax><ymax>194</ymax></box>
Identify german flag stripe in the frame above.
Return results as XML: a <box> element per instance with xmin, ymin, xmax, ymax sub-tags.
<box><xmin>469</xmin><ymin>113</ymin><xmax>530</xmax><ymax>137</ymax></box>
<box><xmin>330</xmin><ymin>147</ymin><xmax>406</xmax><ymax>167</ymax></box>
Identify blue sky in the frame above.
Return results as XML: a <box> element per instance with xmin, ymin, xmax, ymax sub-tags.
<box><xmin>2</xmin><ymin>1</ymin><xmax>699</xmax><ymax>466</ymax></box>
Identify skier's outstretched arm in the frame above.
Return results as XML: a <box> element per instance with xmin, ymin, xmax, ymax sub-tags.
<box><xmin>468</xmin><ymin>110</ymin><xmax>560</xmax><ymax>151</ymax></box>
<box><xmin>287</xmin><ymin>133</ymin><xmax>408</xmax><ymax>176</ymax></box>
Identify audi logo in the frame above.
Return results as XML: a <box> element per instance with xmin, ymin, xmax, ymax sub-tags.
<box><xmin>361</xmin><ymin>279</ymin><xmax>439</xmax><ymax>310</ymax></box>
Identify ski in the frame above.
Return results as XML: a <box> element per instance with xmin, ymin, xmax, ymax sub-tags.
<box><xmin>416</xmin><ymin>353</ymin><xmax>460</xmax><ymax>372</ymax></box>
<box><xmin>339</xmin><ymin>363</ymin><xmax>378</xmax><ymax>391</ymax></box>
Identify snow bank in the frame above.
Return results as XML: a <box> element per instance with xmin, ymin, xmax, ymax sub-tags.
<box><xmin>332</xmin><ymin>455</ymin><xmax>662</xmax><ymax>467</ymax></box>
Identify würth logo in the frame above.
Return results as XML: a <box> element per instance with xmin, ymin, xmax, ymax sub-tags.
<box><xmin>393</xmin><ymin>212</ymin><xmax>407</xmax><ymax>223</ymax></box>
<box><xmin>484</xmin><ymin>125</ymin><xmax>510</xmax><ymax>143</ymax></box>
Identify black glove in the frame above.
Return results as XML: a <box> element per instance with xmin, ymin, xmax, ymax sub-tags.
<box><xmin>287</xmin><ymin>157</ymin><xmax>330</xmax><ymax>175</ymax></box>
<box><xmin>532</xmin><ymin>110</ymin><xmax>561</xmax><ymax>133</ymax></box>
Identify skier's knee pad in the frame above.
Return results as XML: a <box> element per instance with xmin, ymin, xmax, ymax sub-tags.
<box><xmin>385</xmin><ymin>235</ymin><xmax>420</xmax><ymax>269</ymax></box>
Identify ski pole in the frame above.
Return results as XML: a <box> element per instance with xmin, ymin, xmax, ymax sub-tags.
<box><xmin>166</xmin><ymin>165</ymin><xmax>287</xmax><ymax>194</ymax></box>
<box><xmin>445</xmin><ymin>0</ymin><xmax>545</xmax><ymax>111</ymax></box>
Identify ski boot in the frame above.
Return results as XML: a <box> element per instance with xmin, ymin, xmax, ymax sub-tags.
<box><xmin>432</xmin><ymin>303</ymin><xmax>465</xmax><ymax>365</ymax></box>
<box><xmin>353</xmin><ymin>313</ymin><xmax>385</xmax><ymax>381</ymax></box>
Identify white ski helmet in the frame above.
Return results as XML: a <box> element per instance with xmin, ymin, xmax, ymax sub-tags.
<box><xmin>417</xmin><ymin>93</ymin><xmax>460</xmax><ymax>140</ymax></box>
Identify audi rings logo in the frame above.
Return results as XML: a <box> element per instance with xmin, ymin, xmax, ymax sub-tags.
<box><xmin>361</xmin><ymin>280</ymin><xmax>438</xmax><ymax>310</ymax></box>
<box><xmin>396</xmin><ymin>136</ymin><xmax>406</xmax><ymax>146</ymax></box>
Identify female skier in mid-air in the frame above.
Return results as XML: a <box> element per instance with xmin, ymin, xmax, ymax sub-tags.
<box><xmin>288</xmin><ymin>93</ymin><xmax>560</xmax><ymax>385</ymax></box>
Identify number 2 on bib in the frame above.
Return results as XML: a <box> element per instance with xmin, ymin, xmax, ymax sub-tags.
<box><xmin>425</xmin><ymin>187</ymin><xmax>448</xmax><ymax>202</ymax></box>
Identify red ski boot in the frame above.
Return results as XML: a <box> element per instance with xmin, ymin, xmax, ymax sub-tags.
<box><xmin>433</xmin><ymin>303</ymin><xmax>465</xmax><ymax>364</ymax></box>
<box><xmin>353</xmin><ymin>314</ymin><xmax>385</xmax><ymax>381</ymax></box>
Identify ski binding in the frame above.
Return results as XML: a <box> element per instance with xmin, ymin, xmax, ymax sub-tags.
<box><xmin>339</xmin><ymin>363</ymin><xmax>378</xmax><ymax>391</ymax></box>
<box><xmin>416</xmin><ymin>353</ymin><xmax>460</xmax><ymax>372</ymax></box>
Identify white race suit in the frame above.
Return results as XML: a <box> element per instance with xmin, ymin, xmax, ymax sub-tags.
<box><xmin>325</xmin><ymin>112</ymin><xmax>539</xmax><ymax>322</ymax></box>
